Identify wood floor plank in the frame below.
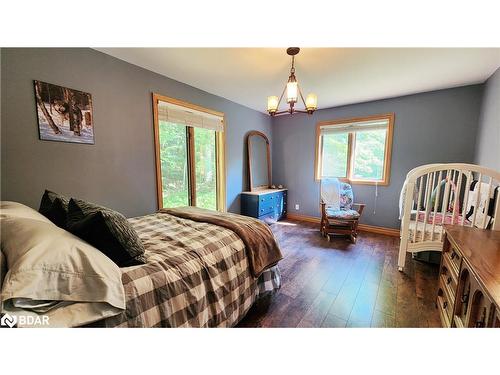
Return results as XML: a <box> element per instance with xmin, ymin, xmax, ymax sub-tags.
<box><xmin>321</xmin><ymin>313</ymin><xmax>347</xmax><ymax>328</ymax></box>
<box><xmin>348</xmin><ymin>280</ymin><xmax>380</xmax><ymax>325</ymax></box>
<box><xmin>297</xmin><ymin>291</ymin><xmax>336</xmax><ymax>328</ymax></box>
<box><xmin>321</xmin><ymin>257</ymin><xmax>352</xmax><ymax>295</ymax></box>
<box><xmin>374</xmin><ymin>279</ymin><xmax>397</xmax><ymax>317</ymax></box>
<box><xmin>325</xmin><ymin>264</ymin><xmax>368</xmax><ymax>321</ymax></box>
<box><xmin>395</xmin><ymin>258</ymin><xmax>420</xmax><ymax>327</ymax></box>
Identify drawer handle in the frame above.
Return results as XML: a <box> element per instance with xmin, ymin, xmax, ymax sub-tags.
<box><xmin>260</xmin><ymin>209</ymin><xmax>264</xmax><ymax>212</ymax></box>
<box><xmin>461</xmin><ymin>292</ymin><xmax>469</xmax><ymax>304</ymax></box>
<box><xmin>446</xmin><ymin>277</ymin><xmax>452</xmax><ymax>285</ymax></box>
<box><xmin>451</xmin><ymin>252</ymin><xmax>457</xmax><ymax>260</ymax></box>
<box><xmin>443</xmin><ymin>301</ymin><xmax>448</xmax><ymax>309</ymax></box>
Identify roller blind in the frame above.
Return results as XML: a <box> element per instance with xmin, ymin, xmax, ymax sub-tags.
<box><xmin>320</xmin><ymin>118</ymin><xmax>389</xmax><ymax>135</ymax></box>
<box><xmin>158</xmin><ymin>100</ymin><xmax>224</xmax><ymax>132</ymax></box>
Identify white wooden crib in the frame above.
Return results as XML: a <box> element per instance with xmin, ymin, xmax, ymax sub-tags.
<box><xmin>398</xmin><ymin>163</ymin><xmax>500</xmax><ymax>271</ymax></box>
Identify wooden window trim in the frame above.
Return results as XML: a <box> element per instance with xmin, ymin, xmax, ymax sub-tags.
<box><xmin>314</xmin><ymin>113</ymin><xmax>394</xmax><ymax>186</ymax></box>
<box><xmin>152</xmin><ymin>93</ymin><xmax>227</xmax><ymax>212</ymax></box>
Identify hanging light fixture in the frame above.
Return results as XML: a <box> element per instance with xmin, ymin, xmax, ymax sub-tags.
<box><xmin>267</xmin><ymin>47</ymin><xmax>318</xmax><ymax>116</ymax></box>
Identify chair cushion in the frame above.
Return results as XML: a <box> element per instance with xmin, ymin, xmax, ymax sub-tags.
<box><xmin>325</xmin><ymin>208</ymin><xmax>360</xmax><ymax>220</ymax></box>
<box><xmin>339</xmin><ymin>183</ymin><xmax>354</xmax><ymax>210</ymax></box>
<box><xmin>321</xmin><ymin>178</ymin><xmax>341</xmax><ymax>211</ymax></box>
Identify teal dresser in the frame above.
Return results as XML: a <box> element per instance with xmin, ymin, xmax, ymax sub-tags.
<box><xmin>240</xmin><ymin>189</ymin><xmax>287</xmax><ymax>223</ymax></box>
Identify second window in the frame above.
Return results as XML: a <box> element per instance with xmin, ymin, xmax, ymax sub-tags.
<box><xmin>315</xmin><ymin>113</ymin><xmax>394</xmax><ymax>185</ymax></box>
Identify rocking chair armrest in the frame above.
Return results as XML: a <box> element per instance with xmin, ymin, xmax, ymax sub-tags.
<box><xmin>320</xmin><ymin>201</ymin><xmax>327</xmax><ymax>216</ymax></box>
<box><xmin>352</xmin><ymin>203</ymin><xmax>366</xmax><ymax>215</ymax></box>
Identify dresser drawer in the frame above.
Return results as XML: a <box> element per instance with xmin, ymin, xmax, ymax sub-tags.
<box><xmin>258</xmin><ymin>200</ymin><xmax>275</xmax><ymax>216</ymax></box>
<box><xmin>437</xmin><ymin>287</ymin><xmax>453</xmax><ymax>327</ymax></box>
<box><xmin>257</xmin><ymin>194</ymin><xmax>272</xmax><ymax>204</ymax></box>
<box><xmin>439</xmin><ymin>262</ymin><xmax>457</xmax><ymax>302</ymax></box>
<box><xmin>445</xmin><ymin>246</ymin><xmax>462</xmax><ymax>274</ymax></box>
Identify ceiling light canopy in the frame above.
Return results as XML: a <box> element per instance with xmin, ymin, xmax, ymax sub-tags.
<box><xmin>267</xmin><ymin>47</ymin><xmax>318</xmax><ymax>116</ymax></box>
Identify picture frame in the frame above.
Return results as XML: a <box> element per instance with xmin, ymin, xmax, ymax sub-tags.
<box><xmin>34</xmin><ymin>80</ymin><xmax>95</xmax><ymax>144</ymax></box>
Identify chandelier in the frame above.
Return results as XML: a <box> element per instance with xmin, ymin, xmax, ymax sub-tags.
<box><xmin>267</xmin><ymin>47</ymin><xmax>318</xmax><ymax>116</ymax></box>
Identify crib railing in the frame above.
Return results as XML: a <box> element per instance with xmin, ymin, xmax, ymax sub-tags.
<box><xmin>398</xmin><ymin>163</ymin><xmax>500</xmax><ymax>271</ymax></box>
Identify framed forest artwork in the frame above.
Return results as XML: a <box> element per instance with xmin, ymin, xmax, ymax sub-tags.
<box><xmin>34</xmin><ymin>80</ymin><xmax>95</xmax><ymax>144</ymax></box>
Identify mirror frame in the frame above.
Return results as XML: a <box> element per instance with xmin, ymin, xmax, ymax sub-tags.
<box><xmin>246</xmin><ymin>130</ymin><xmax>272</xmax><ymax>191</ymax></box>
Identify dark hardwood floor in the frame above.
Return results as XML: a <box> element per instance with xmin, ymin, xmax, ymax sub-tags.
<box><xmin>238</xmin><ymin>219</ymin><xmax>441</xmax><ymax>328</ymax></box>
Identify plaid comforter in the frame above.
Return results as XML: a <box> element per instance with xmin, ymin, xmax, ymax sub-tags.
<box><xmin>101</xmin><ymin>212</ymin><xmax>281</xmax><ymax>327</ymax></box>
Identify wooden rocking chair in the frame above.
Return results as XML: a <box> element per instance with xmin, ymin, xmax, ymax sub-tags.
<box><xmin>320</xmin><ymin>178</ymin><xmax>365</xmax><ymax>243</ymax></box>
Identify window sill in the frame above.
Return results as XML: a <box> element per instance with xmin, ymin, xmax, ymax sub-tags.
<box><xmin>317</xmin><ymin>177</ymin><xmax>389</xmax><ymax>186</ymax></box>
<box><xmin>348</xmin><ymin>179</ymin><xmax>389</xmax><ymax>186</ymax></box>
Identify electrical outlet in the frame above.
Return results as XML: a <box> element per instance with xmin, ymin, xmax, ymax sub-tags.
<box><xmin>295</xmin><ymin>204</ymin><xmax>300</xmax><ymax>210</ymax></box>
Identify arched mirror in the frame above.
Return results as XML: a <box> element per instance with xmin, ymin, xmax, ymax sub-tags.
<box><xmin>247</xmin><ymin>131</ymin><xmax>271</xmax><ymax>191</ymax></box>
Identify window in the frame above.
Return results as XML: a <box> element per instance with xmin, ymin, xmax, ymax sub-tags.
<box><xmin>315</xmin><ymin>113</ymin><xmax>394</xmax><ymax>185</ymax></box>
<box><xmin>153</xmin><ymin>94</ymin><xmax>226</xmax><ymax>211</ymax></box>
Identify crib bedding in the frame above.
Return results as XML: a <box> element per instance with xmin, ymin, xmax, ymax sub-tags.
<box><xmin>414</xmin><ymin>211</ymin><xmax>471</xmax><ymax>226</ymax></box>
<box><xmin>101</xmin><ymin>212</ymin><xmax>281</xmax><ymax>327</ymax></box>
<box><xmin>406</xmin><ymin>209</ymin><xmax>472</xmax><ymax>242</ymax></box>
<box><xmin>408</xmin><ymin>220</ymin><xmax>445</xmax><ymax>242</ymax></box>
<box><xmin>408</xmin><ymin>217</ymin><xmax>470</xmax><ymax>242</ymax></box>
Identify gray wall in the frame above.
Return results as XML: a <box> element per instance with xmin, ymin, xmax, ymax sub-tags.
<box><xmin>474</xmin><ymin>67</ymin><xmax>500</xmax><ymax>170</ymax></box>
<box><xmin>1</xmin><ymin>48</ymin><xmax>272</xmax><ymax>217</ymax></box>
<box><xmin>271</xmin><ymin>85</ymin><xmax>484</xmax><ymax>228</ymax></box>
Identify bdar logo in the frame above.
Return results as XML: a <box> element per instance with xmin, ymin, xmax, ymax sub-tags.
<box><xmin>1</xmin><ymin>313</ymin><xmax>17</xmax><ymax>328</ymax></box>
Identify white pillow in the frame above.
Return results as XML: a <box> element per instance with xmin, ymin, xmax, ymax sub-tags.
<box><xmin>0</xmin><ymin>202</ymin><xmax>125</xmax><ymax>327</ymax></box>
<box><xmin>0</xmin><ymin>201</ymin><xmax>52</xmax><ymax>223</ymax></box>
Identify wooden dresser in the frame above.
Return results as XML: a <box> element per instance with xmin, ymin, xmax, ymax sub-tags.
<box><xmin>240</xmin><ymin>189</ymin><xmax>287</xmax><ymax>223</ymax></box>
<box><xmin>437</xmin><ymin>226</ymin><xmax>500</xmax><ymax>328</ymax></box>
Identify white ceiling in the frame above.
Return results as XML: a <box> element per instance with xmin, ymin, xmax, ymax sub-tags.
<box><xmin>96</xmin><ymin>48</ymin><xmax>500</xmax><ymax>113</ymax></box>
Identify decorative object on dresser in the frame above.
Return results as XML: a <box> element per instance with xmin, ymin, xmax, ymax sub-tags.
<box><xmin>437</xmin><ymin>225</ymin><xmax>500</xmax><ymax>328</ymax></box>
<box><xmin>320</xmin><ymin>178</ymin><xmax>365</xmax><ymax>243</ymax></box>
<box><xmin>241</xmin><ymin>130</ymin><xmax>287</xmax><ymax>223</ymax></box>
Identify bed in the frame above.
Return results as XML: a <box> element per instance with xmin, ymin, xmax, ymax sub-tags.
<box><xmin>1</xmin><ymin>202</ymin><xmax>282</xmax><ymax>327</ymax></box>
<box><xmin>398</xmin><ymin>163</ymin><xmax>500</xmax><ymax>271</ymax></box>
<box><xmin>101</xmin><ymin>211</ymin><xmax>281</xmax><ymax>327</ymax></box>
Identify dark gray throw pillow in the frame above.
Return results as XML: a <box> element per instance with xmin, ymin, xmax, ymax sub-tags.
<box><xmin>39</xmin><ymin>190</ymin><xmax>70</xmax><ymax>229</ymax></box>
<box><xmin>67</xmin><ymin>198</ymin><xmax>146</xmax><ymax>267</ymax></box>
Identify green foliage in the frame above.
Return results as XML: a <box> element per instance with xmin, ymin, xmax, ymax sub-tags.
<box><xmin>160</xmin><ymin>121</ymin><xmax>189</xmax><ymax>207</ymax></box>
<box><xmin>159</xmin><ymin>121</ymin><xmax>217</xmax><ymax>210</ymax></box>
<box><xmin>322</xmin><ymin>133</ymin><xmax>348</xmax><ymax>177</ymax></box>
<box><xmin>194</xmin><ymin>127</ymin><xmax>216</xmax><ymax>210</ymax></box>
<box><xmin>322</xmin><ymin>129</ymin><xmax>386</xmax><ymax>181</ymax></box>
<box><xmin>351</xmin><ymin>129</ymin><xmax>386</xmax><ymax>180</ymax></box>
